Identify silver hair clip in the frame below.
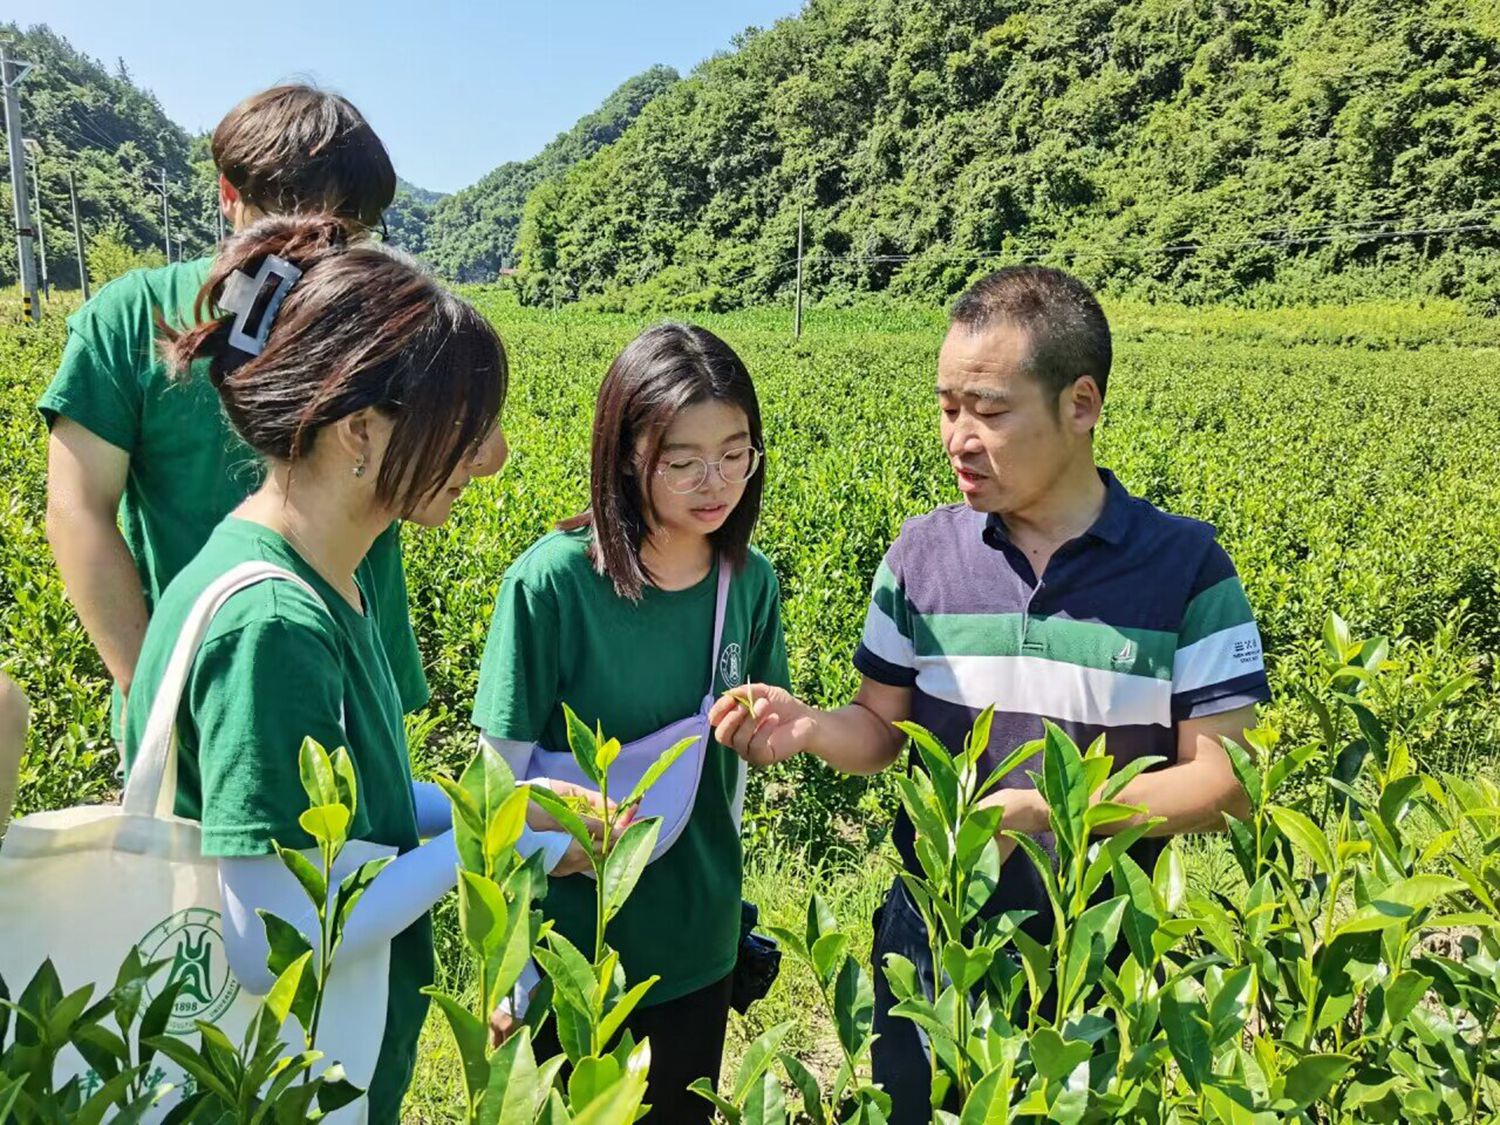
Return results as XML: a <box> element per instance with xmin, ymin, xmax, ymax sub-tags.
<box><xmin>217</xmin><ymin>254</ymin><xmax>303</xmax><ymax>356</ymax></box>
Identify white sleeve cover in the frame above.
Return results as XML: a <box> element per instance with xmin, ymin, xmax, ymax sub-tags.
<box><xmin>476</xmin><ymin>733</ymin><xmax>561</xmax><ymax>1023</ymax></box>
<box><xmin>503</xmin><ymin>958</ymin><xmax>542</xmax><ymax>1021</ymax></box>
<box><xmin>479</xmin><ymin>732</ymin><xmax>572</xmax><ymax>874</ymax></box>
<box><xmin>217</xmin><ymin>831</ymin><xmax>459</xmax><ymax>996</ymax></box>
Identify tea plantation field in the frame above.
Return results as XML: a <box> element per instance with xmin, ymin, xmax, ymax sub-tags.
<box><xmin>2</xmin><ymin>292</ymin><xmax>1498</xmax><ymax>1119</ymax></box>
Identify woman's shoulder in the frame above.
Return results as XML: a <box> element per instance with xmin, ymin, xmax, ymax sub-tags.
<box><xmin>504</xmin><ymin>528</ymin><xmax>597</xmax><ymax>591</ymax></box>
<box><xmin>739</xmin><ymin>545</ymin><xmax>781</xmax><ymax>593</ymax></box>
<box><xmin>156</xmin><ymin>524</ymin><xmax>342</xmax><ymax>653</ymax></box>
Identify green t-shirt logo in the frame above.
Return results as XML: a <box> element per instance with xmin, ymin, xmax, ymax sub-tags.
<box><xmin>718</xmin><ymin>643</ymin><xmax>743</xmax><ymax>688</ymax></box>
<box><xmin>139</xmin><ymin>907</ymin><xmax>240</xmax><ymax>1033</ymax></box>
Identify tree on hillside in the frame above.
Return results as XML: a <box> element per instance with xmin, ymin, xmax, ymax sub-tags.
<box><xmin>384</xmin><ymin>177</ymin><xmax>444</xmax><ymax>258</ymax></box>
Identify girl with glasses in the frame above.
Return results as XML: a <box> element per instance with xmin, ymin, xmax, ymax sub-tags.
<box><xmin>471</xmin><ymin>323</ymin><xmax>790</xmax><ymax>1121</ymax></box>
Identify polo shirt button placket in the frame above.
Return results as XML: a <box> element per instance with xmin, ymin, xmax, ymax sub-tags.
<box><xmin>1022</xmin><ymin>579</ymin><xmax>1047</xmax><ymax>656</ymax></box>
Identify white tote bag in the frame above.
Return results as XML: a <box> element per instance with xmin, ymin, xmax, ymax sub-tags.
<box><xmin>0</xmin><ymin>561</ymin><xmax>393</xmax><ymax>1123</ymax></box>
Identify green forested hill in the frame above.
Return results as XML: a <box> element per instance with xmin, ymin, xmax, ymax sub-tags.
<box><xmin>514</xmin><ymin>0</ymin><xmax>1500</xmax><ymax>308</ymax></box>
<box><xmin>422</xmin><ymin>65</ymin><xmax>680</xmax><ymax>281</ymax></box>
<box><xmin>14</xmin><ymin>3</ymin><xmax>1500</xmax><ymax>307</ymax></box>
<box><xmin>0</xmin><ymin>24</ymin><xmax>216</xmax><ymax>288</ymax></box>
<box><xmin>384</xmin><ymin>177</ymin><xmax>445</xmax><ymax>258</ymax></box>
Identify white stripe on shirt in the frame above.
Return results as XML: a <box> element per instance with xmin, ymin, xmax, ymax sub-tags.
<box><xmin>1173</xmin><ymin>622</ymin><xmax>1265</xmax><ymax>694</ymax></box>
<box><xmin>914</xmin><ymin>653</ymin><xmax>1173</xmax><ymax>728</ymax></box>
<box><xmin>861</xmin><ymin>601</ymin><xmax>916</xmax><ymax>669</ymax></box>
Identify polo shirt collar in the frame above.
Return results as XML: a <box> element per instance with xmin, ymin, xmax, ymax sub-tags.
<box><xmin>982</xmin><ymin>468</ymin><xmax>1134</xmax><ymax>549</ymax></box>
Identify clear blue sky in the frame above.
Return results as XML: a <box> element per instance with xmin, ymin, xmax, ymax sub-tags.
<box><xmin>33</xmin><ymin>0</ymin><xmax>806</xmax><ymax>194</ymax></box>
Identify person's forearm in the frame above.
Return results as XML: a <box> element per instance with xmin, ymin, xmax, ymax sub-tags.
<box><xmin>991</xmin><ymin>761</ymin><xmax>1247</xmax><ymax>841</ymax></box>
<box><xmin>1103</xmin><ymin>759</ymin><xmax>1247</xmax><ymax>836</ymax></box>
<box><xmin>47</xmin><ymin>507</ymin><xmax>148</xmax><ymax>694</ymax></box>
<box><xmin>805</xmin><ymin>702</ymin><xmax>905</xmax><ymax>775</ymax></box>
<box><xmin>412</xmin><ymin>780</ymin><xmax>452</xmax><ymax>838</ymax></box>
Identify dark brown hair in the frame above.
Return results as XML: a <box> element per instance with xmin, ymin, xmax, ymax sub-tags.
<box><xmin>161</xmin><ymin>214</ymin><xmax>506</xmax><ymax>516</ymax></box>
<box><xmin>213</xmin><ymin>85</ymin><xmax>396</xmax><ymax>229</ymax></box>
<box><xmin>581</xmin><ymin>323</ymin><xmax>765</xmax><ymax>600</ymax></box>
<box><xmin>950</xmin><ymin>265</ymin><xmax>1113</xmax><ymax>404</ymax></box>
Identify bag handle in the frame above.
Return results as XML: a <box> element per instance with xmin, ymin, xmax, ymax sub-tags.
<box><xmin>121</xmin><ymin>561</ymin><xmax>328</xmax><ymax>818</ymax></box>
<box><xmin>705</xmin><ymin>555</ymin><xmax>732</xmax><ymax>697</ymax></box>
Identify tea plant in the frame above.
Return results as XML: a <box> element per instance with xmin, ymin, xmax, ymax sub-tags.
<box><xmin>845</xmin><ymin>613</ymin><xmax>1498</xmax><ymax>1122</ymax></box>
<box><xmin>6</xmin><ymin>298</ymin><xmax>1500</xmax><ymax>1117</ymax></box>
<box><xmin>419</xmin><ymin>706</ymin><xmax>694</xmax><ymax>1123</ymax></box>
<box><xmin>701</xmin><ymin>896</ymin><xmax>888</xmax><ymax>1124</ymax></box>
<box><xmin>7</xmin><ymin>299</ymin><xmax>1500</xmax><ymax>849</ymax></box>
<box><xmin>0</xmin><ymin>952</ymin><xmax>177</xmax><ymax>1123</ymax></box>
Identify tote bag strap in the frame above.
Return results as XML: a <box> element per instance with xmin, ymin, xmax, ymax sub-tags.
<box><xmin>122</xmin><ymin>561</ymin><xmax>328</xmax><ymax>818</ymax></box>
<box><xmin>705</xmin><ymin>555</ymin><xmax>732</xmax><ymax>698</ymax></box>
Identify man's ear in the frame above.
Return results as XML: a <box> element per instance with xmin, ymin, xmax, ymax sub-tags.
<box><xmin>1064</xmin><ymin>375</ymin><xmax>1103</xmax><ymax>435</ymax></box>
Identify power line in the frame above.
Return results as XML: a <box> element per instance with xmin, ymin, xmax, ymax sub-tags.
<box><xmin>574</xmin><ymin>207</ymin><xmax>1500</xmax><ymax>303</ymax></box>
<box><xmin>797</xmin><ymin>218</ymin><xmax>1499</xmax><ymax>270</ymax></box>
<box><xmin>61</xmin><ymin>109</ymin><xmax>119</xmax><ymax>152</ymax></box>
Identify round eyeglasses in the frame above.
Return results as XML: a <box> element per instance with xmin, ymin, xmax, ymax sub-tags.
<box><xmin>655</xmin><ymin>445</ymin><xmax>763</xmax><ymax>494</ymax></box>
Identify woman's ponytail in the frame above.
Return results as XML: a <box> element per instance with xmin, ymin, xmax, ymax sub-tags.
<box><xmin>158</xmin><ymin>213</ymin><xmax>349</xmax><ymax>384</ymax></box>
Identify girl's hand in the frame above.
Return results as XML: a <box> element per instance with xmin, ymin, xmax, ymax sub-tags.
<box><xmin>490</xmin><ymin>981</ymin><xmax>541</xmax><ymax>1047</ymax></box>
<box><xmin>528</xmin><ymin>786</ymin><xmax>621</xmax><ymax>846</ymax></box>
<box><xmin>708</xmin><ymin>684</ymin><xmax>818</xmax><ymax>767</ymax></box>
<box><xmin>551</xmin><ymin>839</ymin><xmax>595</xmax><ymax>877</ymax></box>
<box><xmin>489</xmin><ymin>1005</ymin><xmax>520</xmax><ymax>1048</ymax></box>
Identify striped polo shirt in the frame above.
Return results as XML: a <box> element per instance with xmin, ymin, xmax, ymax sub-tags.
<box><xmin>854</xmin><ymin>469</ymin><xmax>1269</xmax><ymax>931</ymax></box>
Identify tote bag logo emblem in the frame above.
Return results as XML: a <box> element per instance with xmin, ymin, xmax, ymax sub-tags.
<box><xmin>718</xmin><ymin>643</ymin><xmax>743</xmax><ymax>689</ymax></box>
<box><xmin>139</xmin><ymin>907</ymin><xmax>239</xmax><ymax>1033</ymax></box>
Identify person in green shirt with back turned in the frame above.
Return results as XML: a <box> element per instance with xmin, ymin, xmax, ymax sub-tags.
<box><xmin>473</xmin><ymin>324</ymin><xmax>792</xmax><ymax>1122</ymax></box>
<box><xmin>122</xmin><ymin>212</ymin><xmax>511</xmax><ymax>1123</ymax></box>
<box><xmin>39</xmin><ymin>84</ymin><xmax>427</xmax><ymax>738</ymax></box>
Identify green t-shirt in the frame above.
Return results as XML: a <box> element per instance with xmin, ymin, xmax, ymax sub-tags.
<box><xmin>37</xmin><ymin>258</ymin><xmax>428</xmax><ymax>727</ymax></box>
<box><xmin>471</xmin><ymin>529</ymin><xmax>791</xmax><ymax>1006</ymax></box>
<box><xmin>122</xmin><ymin>517</ymin><xmax>431</xmax><ymax>1125</ymax></box>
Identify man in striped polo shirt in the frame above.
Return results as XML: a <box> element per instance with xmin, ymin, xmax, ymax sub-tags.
<box><xmin>710</xmin><ymin>265</ymin><xmax>1268</xmax><ymax>1123</ymax></box>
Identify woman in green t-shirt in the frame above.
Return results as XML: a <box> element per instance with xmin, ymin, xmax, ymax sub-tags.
<box><xmin>473</xmin><ymin>324</ymin><xmax>792</xmax><ymax>1122</ymax></box>
<box><xmin>122</xmin><ymin>213</ymin><xmax>513</xmax><ymax>1124</ymax></box>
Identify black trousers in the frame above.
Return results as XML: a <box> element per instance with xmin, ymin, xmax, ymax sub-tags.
<box><xmin>535</xmin><ymin>972</ymin><xmax>733</xmax><ymax>1123</ymax></box>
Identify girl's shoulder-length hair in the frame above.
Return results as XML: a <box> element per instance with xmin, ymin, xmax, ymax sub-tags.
<box><xmin>573</xmin><ymin>322</ymin><xmax>765</xmax><ymax>601</ymax></box>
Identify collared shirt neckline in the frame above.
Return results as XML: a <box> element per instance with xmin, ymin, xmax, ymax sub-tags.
<box><xmin>982</xmin><ymin>468</ymin><xmax>1134</xmax><ymax>553</ymax></box>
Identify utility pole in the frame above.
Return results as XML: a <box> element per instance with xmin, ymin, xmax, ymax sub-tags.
<box><xmin>159</xmin><ymin>167</ymin><xmax>171</xmax><ymax>260</ymax></box>
<box><xmin>794</xmin><ymin>203</ymin><xmax>805</xmax><ymax>339</ymax></box>
<box><xmin>214</xmin><ymin>182</ymin><xmax>224</xmax><ymax>242</ymax></box>
<box><xmin>24</xmin><ymin>138</ymin><xmax>47</xmax><ymax>299</ymax></box>
<box><xmin>68</xmin><ymin>169</ymin><xmax>89</xmax><ymax>300</ymax></box>
<box><xmin>1</xmin><ymin>44</ymin><xmax>39</xmax><ymax>324</ymax></box>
